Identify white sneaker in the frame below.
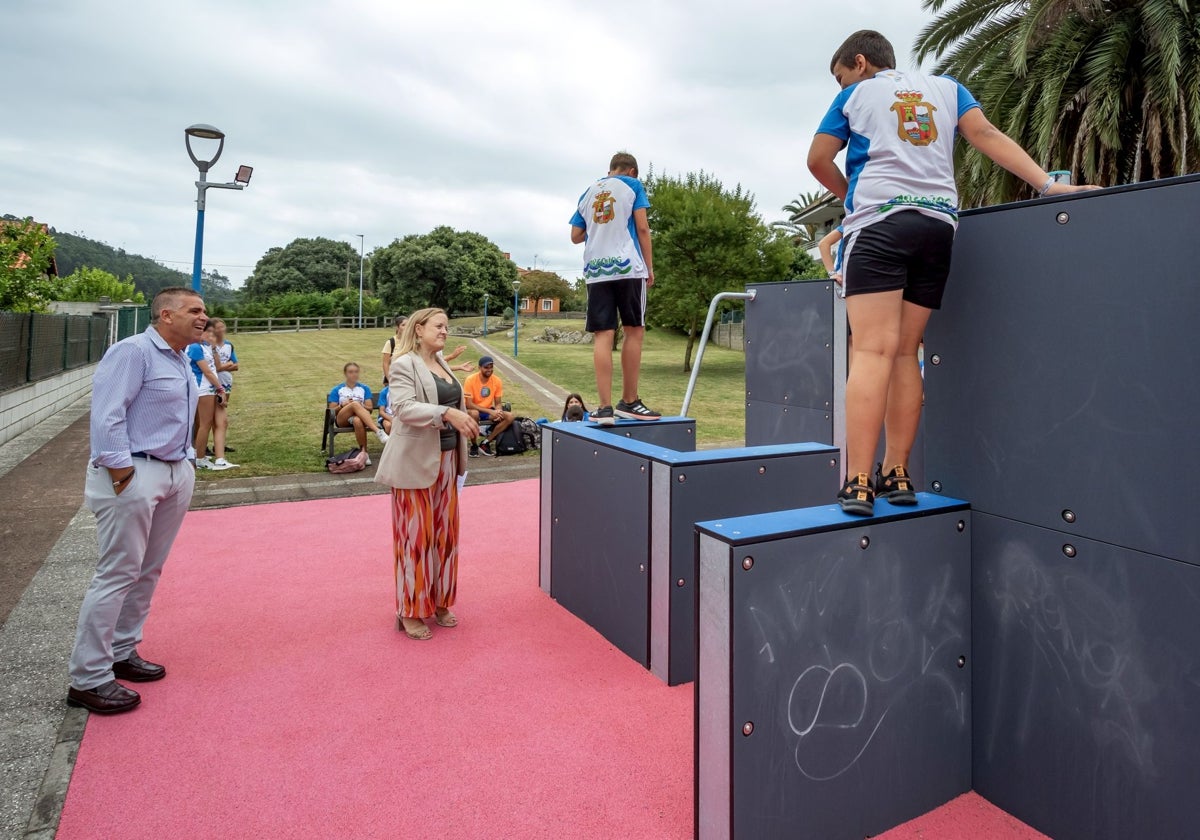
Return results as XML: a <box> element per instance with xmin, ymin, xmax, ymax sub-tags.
<box><xmin>195</xmin><ymin>457</ymin><xmax>214</xmax><ymax>470</ymax></box>
<box><xmin>375</xmin><ymin>429</ymin><xmax>389</xmax><ymax>444</ymax></box>
<box><xmin>211</xmin><ymin>458</ymin><xmax>238</xmax><ymax>470</ymax></box>
<box><xmin>365</xmin><ymin>454</ymin><xmax>372</xmax><ymax>466</ymax></box>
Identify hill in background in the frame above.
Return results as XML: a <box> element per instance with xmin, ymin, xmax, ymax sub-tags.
<box><xmin>3</xmin><ymin>213</ymin><xmax>235</xmax><ymax>302</ymax></box>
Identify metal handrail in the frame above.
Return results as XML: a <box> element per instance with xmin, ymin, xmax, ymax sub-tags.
<box><xmin>680</xmin><ymin>289</ymin><xmax>757</xmax><ymax>417</ymax></box>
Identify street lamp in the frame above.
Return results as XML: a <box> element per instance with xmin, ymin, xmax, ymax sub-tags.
<box><xmin>184</xmin><ymin>123</ymin><xmax>252</xmax><ymax>292</ymax></box>
<box><xmin>482</xmin><ymin>292</ymin><xmax>489</xmax><ymax>336</ymax></box>
<box><xmin>357</xmin><ymin>234</ymin><xmax>365</xmax><ymax>328</ymax></box>
<box><xmin>512</xmin><ymin>279</ymin><xmax>521</xmax><ymax>358</ymax></box>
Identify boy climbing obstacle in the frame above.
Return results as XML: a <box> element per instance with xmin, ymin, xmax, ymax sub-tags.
<box><xmin>807</xmin><ymin>30</ymin><xmax>1096</xmax><ymax>516</ymax></box>
<box><xmin>569</xmin><ymin>151</ymin><xmax>660</xmax><ymax>425</ymax></box>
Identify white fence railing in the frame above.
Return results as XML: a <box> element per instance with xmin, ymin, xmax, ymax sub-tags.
<box><xmin>226</xmin><ymin>316</ymin><xmax>384</xmax><ymax>334</ymax></box>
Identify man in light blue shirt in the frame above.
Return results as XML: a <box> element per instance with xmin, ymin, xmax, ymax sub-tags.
<box><xmin>67</xmin><ymin>286</ymin><xmax>205</xmax><ymax>714</ymax></box>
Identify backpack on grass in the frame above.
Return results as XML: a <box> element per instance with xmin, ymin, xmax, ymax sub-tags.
<box><xmin>493</xmin><ymin>422</ymin><xmax>526</xmax><ymax>456</ymax></box>
<box><xmin>327</xmin><ymin>448</ymin><xmax>368</xmax><ymax>473</ymax></box>
<box><xmin>516</xmin><ymin>417</ymin><xmax>540</xmax><ymax>451</ymax></box>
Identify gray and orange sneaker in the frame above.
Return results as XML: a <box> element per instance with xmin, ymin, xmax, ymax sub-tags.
<box><xmin>874</xmin><ymin>463</ymin><xmax>917</xmax><ymax>505</ymax></box>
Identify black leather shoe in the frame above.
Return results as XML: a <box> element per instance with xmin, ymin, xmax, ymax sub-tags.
<box><xmin>67</xmin><ymin>680</ymin><xmax>140</xmax><ymax>714</ymax></box>
<box><xmin>112</xmin><ymin>651</ymin><xmax>166</xmax><ymax>682</ymax></box>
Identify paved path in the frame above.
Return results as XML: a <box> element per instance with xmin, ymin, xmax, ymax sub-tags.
<box><xmin>0</xmin><ymin>394</ymin><xmax>540</xmax><ymax>840</ymax></box>
<box><xmin>468</xmin><ymin>336</ymin><xmax>569</xmax><ymax>418</ymax></box>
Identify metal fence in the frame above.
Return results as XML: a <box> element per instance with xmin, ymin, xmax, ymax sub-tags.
<box><xmin>116</xmin><ymin>306</ymin><xmax>151</xmax><ymax>341</ymax></box>
<box><xmin>0</xmin><ymin>311</ymin><xmax>110</xmax><ymax>393</ymax></box>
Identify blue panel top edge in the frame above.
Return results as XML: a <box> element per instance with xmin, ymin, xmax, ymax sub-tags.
<box><xmin>961</xmin><ymin>173</ymin><xmax>1200</xmax><ymax>218</ymax></box>
<box><xmin>695</xmin><ymin>493</ymin><xmax>970</xmax><ymax>545</ymax></box>
<box><xmin>546</xmin><ymin>420</ymin><xmax>836</xmax><ymax>464</ymax></box>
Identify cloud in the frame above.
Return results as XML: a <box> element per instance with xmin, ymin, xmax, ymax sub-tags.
<box><xmin>0</xmin><ymin>0</ymin><xmax>936</xmax><ymax>285</ymax></box>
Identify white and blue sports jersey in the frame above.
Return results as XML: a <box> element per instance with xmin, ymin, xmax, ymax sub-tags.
<box><xmin>816</xmin><ymin>70</ymin><xmax>980</xmax><ymax>236</ymax></box>
<box><xmin>186</xmin><ymin>342</ymin><xmax>214</xmax><ymax>387</ymax></box>
<box><xmin>378</xmin><ymin>386</ymin><xmax>391</xmax><ymax>418</ymax></box>
<box><xmin>328</xmin><ymin>383</ymin><xmax>372</xmax><ymax>405</ymax></box>
<box><xmin>570</xmin><ymin>174</ymin><xmax>650</xmax><ymax>284</ymax></box>
<box><xmin>216</xmin><ymin>340</ymin><xmax>236</xmax><ymax>389</ymax></box>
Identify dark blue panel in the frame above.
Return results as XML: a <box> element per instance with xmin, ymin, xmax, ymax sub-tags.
<box><xmin>744</xmin><ymin>281</ymin><xmax>835</xmax><ymax>414</ymax></box>
<box><xmin>925</xmin><ymin>176</ymin><xmax>1200</xmax><ymax>561</ymax></box>
<box><xmin>595</xmin><ymin>415</ymin><xmax>698</xmax><ymax>451</ymax></box>
<box><xmin>972</xmin><ymin>513</ymin><xmax>1200</xmax><ymax>840</ymax></box>
<box><xmin>663</xmin><ymin>449</ymin><xmax>838</xmax><ymax>685</ymax></box>
<box><xmin>745</xmin><ymin>399</ymin><xmax>832</xmax><ymax>447</ymax></box>
<box><xmin>716</xmin><ymin>508</ymin><xmax>972</xmax><ymax>839</ymax></box>
<box><xmin>549</xmin><ymin>432</ymin><xmax>651</xmax><ymax>665</ymax></box>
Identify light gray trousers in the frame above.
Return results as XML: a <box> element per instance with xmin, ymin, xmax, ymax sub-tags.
<box><xmin>69</xmin><ymin>458</ymin><xmax>194</xmax><ymax>689</ymax></box>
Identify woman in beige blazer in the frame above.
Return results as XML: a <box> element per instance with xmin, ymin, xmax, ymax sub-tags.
<box><xmin>374</xmin><ymin>307</ymin><xmax>479</xmax><ymax>640</ymax></box>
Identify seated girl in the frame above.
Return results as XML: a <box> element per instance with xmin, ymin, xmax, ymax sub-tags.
<box><xmin>328</xmin><ymin>362</ymin><xmax>388</xmax><ymax>449</ymax></box>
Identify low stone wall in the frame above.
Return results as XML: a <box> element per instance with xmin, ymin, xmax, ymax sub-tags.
<box><xmin>0</xmin><ymin>365</ymin><xmax>95</xmax><ymax>447</ymax></box>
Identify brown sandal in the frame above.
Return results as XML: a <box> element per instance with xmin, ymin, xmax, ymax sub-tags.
<box><xmin>397</xmin><ymin>616</ymin><xmax>432</xmax><ymax>640</ymax></box>
<box><xmin>434</xmin><ymin>609</ymin><xmax>458</xmax><ymax>628</ymax></box>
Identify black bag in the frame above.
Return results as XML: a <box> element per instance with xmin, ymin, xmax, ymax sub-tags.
<box><xmin>493</xmin><ymin>422</ymin><xmax>526</xmax><ymax>456</ymax></box>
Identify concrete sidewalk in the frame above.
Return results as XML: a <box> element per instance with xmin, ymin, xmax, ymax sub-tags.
<box><xmin>0</xmin><ymin>396</ymin><xmax>540</xmax><ymax>840</ymax></box>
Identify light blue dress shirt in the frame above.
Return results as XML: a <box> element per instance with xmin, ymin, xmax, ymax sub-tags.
<box><xmin>90</xmin><ymin>326</ymin><xmax>198</xmax><ymax>467</ymax></box>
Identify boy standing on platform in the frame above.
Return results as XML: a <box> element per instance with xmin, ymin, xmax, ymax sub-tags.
<box><xmin>570</xmin><ymin>152</ymin><xmax>660</xmax><ymax>426</ymax></box>
<box><xmin>807</xmin><ymin>30</ymin><xmax>1096</xmax><ymax>516</ymax></box>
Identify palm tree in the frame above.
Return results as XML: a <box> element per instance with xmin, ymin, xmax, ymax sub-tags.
<box><xmin>772</xmin><ymin>190</ymin><xmax>831</xmax><ymax>249</ymax></box>
<box><xmin>915</xmin><ymin>0</ymin><xmax>1200</xmax><ymax>206</ymax></box>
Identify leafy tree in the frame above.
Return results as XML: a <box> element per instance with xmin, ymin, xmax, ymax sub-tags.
<box><xmin>788</xmin><ymin>244</ymin><xmax>824</xmax><ymax>280</ymax></box>
<box><xmin>44</xmin><ymin>225</ymin><xmax>190</xmax><ymax>296</ymax></box>
<box><xmin>370</xmin><ymin>226</ymin><xmax>518</xmax><ymax>315</ymax></box>
<box><xmin>0</xmin><ymin>217</ymin><xmax>58</xmax><ymax>311</ymax></box>
<box><xmin>516</xmin><ymin>269</ymin><xmax>573</xmax><ymax>316</ymax></box>
<box><xmin>201</xmin><ymin>269</ymin><xmax>235</xmax><ymax>304</ymax></box>
<box><xmin>645</xmin><ymin>172</ymin><xmax>795</xmax><ymax>370</ymax></box>
<box><xmin>243</xmin><ymin>237</ymin><xmax>361</xmax><ymax>299</ymax></box>
<box><xmin>772</xmin><ymin>190</ymin><xmax>829</xmax><ymax>250</ymax></box>
<box><xmin>54</xmin><ymin>266</ymin><xmax>145</xmax><ymax>303</ymax></box>
<box><xmin>915</xmin><ymin>0</ymin><xmax>1200</xmax><ymax>204</ymax></box>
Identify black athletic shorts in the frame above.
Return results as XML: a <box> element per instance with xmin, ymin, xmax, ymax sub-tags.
<box><xmin>585</xmin><ymin>276</ymin><xmax>647</xmax><ymax>332</ymax></box>
<box><xmin>842</xmin><ymin>210</ymin><xmax>956</xmax><ymax>309</ymax></box>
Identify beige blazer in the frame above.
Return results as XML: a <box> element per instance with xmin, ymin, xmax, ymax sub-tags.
<box><xmin>373</xmin><ymin>351</ymin><xmax>469</xmax><ymax>490</ymax></box>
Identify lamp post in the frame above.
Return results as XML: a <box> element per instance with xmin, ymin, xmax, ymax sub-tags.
<box><xmin>184</xmin><ymin>124</ymin><xmax>252</xmax><ymax>293</ymax></box>
<box><xmin>357</xmin><ymin>234</ymin><xmax>365</xmax><ymax>328</ymax></box>
<box><xmin>482</xmin><ymin>292</ymin><xmax>489</xmax><ymax>336</ymax></box>
<box><xmin>512</xmin><ymin>279</ymin><xmax>521</xmax><ymax>358</ymax></box>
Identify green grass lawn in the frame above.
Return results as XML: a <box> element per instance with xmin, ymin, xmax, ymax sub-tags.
<box><xmin>204</xmin><ymin>318</ymin><xmax>747</xmax><ymax>479</ymax></box>
<box><xmin>480</xmin><ymin>318</ymin><xmax>746</xmax><ymax>446</ymax></box>
<box><xmin>204</xmin><ymin>325</ymin><xmax>545</xmax><ymax>480</ymax></box>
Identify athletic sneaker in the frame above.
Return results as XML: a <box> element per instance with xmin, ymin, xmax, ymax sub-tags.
<box><xmin>874</xmin><ymin>463</ymin><xmax>917</xmax><ymax>505</ymax></box>
<box><xmin>615</xmin><ymin>398</ymin><xmax>661</xmax><ymax>421</ymax></box>
<box><xmin>365</xmin><ymin>454</ymin><xmax>372</xmax><ymax>466</ymax></box>
<box><xmin>478</xmin><ymin>441</ymin><xmax>495</xmax><ymax>457</ymax></box>
<box><xmin>591</xmin><ymin>405</ymin><xmax>616</xmax><ymax>426</ymax></box>
<box><xmin>375</xmin><ymin>429</ymin><xmax>389</xmax><ymax>444</ymax></box>
<box><xmin>195</xmin><ymin>457</ymin><xmax>214</xmax><ymax>470</ymax></box>
<box><xmin>210</xmin><ymin>458</ymin><xmax>238</xmax><ymax>471</ymax></box>
<box><xmin>469</xmin><ymin>444</ymin><xmax>481</xmax><ymax>458</ymax></box>
<box><xmin>838</xmin><ymin>473</ymin><xmax>875</xmax><ymax>516</ymax></box>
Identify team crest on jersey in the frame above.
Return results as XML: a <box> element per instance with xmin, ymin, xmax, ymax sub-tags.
<box><xmin>592</xmin><ymin>190</ymin><xmax>616</xmax><ymax>224</ymax></box>
<box><xmin>890</xmin><ymin>91</ymin><xmax>938</xmax><ymax>146</ymax></box>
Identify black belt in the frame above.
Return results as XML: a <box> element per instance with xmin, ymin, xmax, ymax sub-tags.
<box><xmin>130</xmin><ymin>452</ymin><xmax>181</xmax><ymax>463</ymax></box>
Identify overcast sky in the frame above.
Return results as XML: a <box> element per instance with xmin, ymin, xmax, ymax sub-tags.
<box><xmin>2</xmin><ymin>1</ymin><xmax>936</xmax><ymax>287</ymax></box>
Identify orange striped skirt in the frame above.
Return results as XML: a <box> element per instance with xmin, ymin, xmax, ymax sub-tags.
<box><xmin>391</xmin><ymin>449</ymin><xmax>459</xmax><ymax>618</ymax></box>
